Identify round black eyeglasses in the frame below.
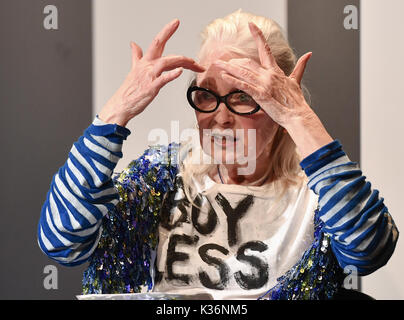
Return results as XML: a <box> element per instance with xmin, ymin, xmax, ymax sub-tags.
<box><xmin>187</xmin><ymin>86</ymin><xmax>261</xmax><ymax>115</ymax></box>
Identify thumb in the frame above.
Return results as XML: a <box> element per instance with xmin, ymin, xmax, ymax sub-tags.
<box><xmin>289</xmin><ymin>52</ymin><xmax>312</xmax><ymax>86</ymax></box>
<box><xmin>130</xmin><ymin>41</ymin><xmax>143</xmax><ymax>67</ymax></box>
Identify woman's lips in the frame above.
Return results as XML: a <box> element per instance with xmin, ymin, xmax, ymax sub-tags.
<box><xmin>211</xmin><ymin>135</ymin><xmax>238</xmax><ymax>147</ymax></box>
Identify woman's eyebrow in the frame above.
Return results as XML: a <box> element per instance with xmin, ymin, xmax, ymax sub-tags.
<box><xmin>198</xmin><ymin>78</ymin><xmax>240</xmax><ymax>93</ymax></box>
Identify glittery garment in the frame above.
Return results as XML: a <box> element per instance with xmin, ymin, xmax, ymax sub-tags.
<box><xmin>258</xmin><ymin>209</ymin><xmax>345</xmax><ymax>300</ymax></box>
<box><xmin>82</xmin><ymin>143</ymin><xmax>344</xmax><ymax>299</ymax></box>
<box><xmin>82</xmin><ymin>144</ymin><xmax>179</xmax><ymax>294</ymax></box>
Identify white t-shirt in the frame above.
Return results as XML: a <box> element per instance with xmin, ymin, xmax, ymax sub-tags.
<box><xmin>153</xmin><ymin>172</ymin><xmax>319</xmax><ymax>300</ymax></box>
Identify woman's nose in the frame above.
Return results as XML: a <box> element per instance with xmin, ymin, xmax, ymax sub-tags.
<box><xmin>214</xmin><ymin>101</ymin><xmax>234</xmax><ymax>126</ymax></box>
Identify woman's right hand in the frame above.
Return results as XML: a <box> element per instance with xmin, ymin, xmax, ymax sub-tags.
<box><xmin>98</xmin><ymin>19</ymin><xmax>205</xmax><ymax>127</ymax></box>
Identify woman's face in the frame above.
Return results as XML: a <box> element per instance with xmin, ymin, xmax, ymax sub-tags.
<box><xmin>195</xmin><ymin>49</ymin><xmax>280</xmax><ymax>166</ymax></box>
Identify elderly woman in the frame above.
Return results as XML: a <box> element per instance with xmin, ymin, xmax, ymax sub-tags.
<box><xmin>37</xmin><ymin>10</ymin><xmax>398</xmax><ymax>300</ymax></box>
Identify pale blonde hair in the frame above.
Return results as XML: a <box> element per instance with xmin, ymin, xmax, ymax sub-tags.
<box><xmin>179</xmin><ymin>9</ymin><xmax>308</xmax><ymax>203</ymax></box>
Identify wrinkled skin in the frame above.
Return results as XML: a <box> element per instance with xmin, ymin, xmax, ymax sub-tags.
<box><xmin>98</xmin><ymin>19</ymin><xmax>333</xmax><ymax>184</ymax></box>
<box><xmin>99</xmin><ymin>19</ymin><xmax>205</xmax><ymax>127</ymax></box>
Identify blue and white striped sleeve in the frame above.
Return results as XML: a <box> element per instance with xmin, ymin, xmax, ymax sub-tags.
<box><xmin>37</xmin><ymin>115</ymin><xmax>131</xmax><ymax>266</ymax></box>
<box><xmin>300</xmin><ymin>140</ymin><xmax>399</xmax><ymax>276</ymax></box>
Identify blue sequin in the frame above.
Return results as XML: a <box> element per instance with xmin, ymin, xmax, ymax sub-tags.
<box><xmin>82</xmin><ymin>143</ymin><xmax>344</xmax><ymax>299</ymax></box>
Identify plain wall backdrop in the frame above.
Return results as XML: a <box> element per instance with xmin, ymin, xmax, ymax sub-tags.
<box><xmin>0</xmin><ymin>0</ymin><xmax>92</xmax><ymax>299</ymax></box>
<box><xmin>361</xmin><ymin>0</ymin><xmax>404</xmax><ymax>299</ymax></box>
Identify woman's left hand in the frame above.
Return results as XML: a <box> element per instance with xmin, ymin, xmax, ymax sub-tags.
<box><xmin>213</xmin><ymin>22</ymin><xmax>314</xmax><ymax>130</ymax></box>
<box><xmin>213</xmin><ymin>22</ymin><xmax>334</xmax><ymax>159</ymax></box>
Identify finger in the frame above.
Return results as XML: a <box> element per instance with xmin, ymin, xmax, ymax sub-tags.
<box><xmin>154</xmin><ymin>55</ymin><xmax>205</xmax><ymax>77</ymax></box>
<box><xmin>289</xmin><ymin>52</ymin><xmax>312</xmax><ymax>85</ymax></box>
<box><xmin>220</xmin><ymin>72</ymin><xmax>260</xmax><ymax>97</ymax></box>
<box><xmin>248</xmin><ymin>22</ymin><xmax>278</xmax><ymax>70</ymax></box>
<box><xmin>231</xmin><ymin>57</ymin><xmax>264</xmax><ymax>71</ymax></box>
<box><xmin>145</xmin><ymin>19</ymin><xmax>180</xmax><ymax>60</ymax></box>
<box><xmin>153</xmin><ymin>67</ymin><xmax>183</xmax><ymax>90</ymax></box>
<box><xmin>130</xmin><ymin>41</ymin><xmax>143</xmax><ymax>67</ymax></box>
<box><xmin>213</xmin><ymin>60</ymin><xmax>261</xmax><ymax>86</ymax></box>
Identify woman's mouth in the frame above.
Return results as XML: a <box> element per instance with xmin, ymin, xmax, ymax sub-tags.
<box><xmin>210</xmin><ymin>132</ymin><xmax>238</xmax><ymax>147</ymax></box>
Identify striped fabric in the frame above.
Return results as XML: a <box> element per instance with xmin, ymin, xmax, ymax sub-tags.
<box><xmin>37</xmin><ymin>116</ymin><xmax>131</xmax><ymax>266</ymax></box>
<box><xmin>37</xmin><ymin>118</ymin><xmax>399</xmax><ymax>275</ymax></box>
<box><xmin>300</xmin><ymin>140</ymin><xmax>399</xmax><ymax>275</ymax></box>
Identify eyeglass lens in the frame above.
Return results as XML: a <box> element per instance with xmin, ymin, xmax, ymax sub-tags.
<box><xmin>191</xmin><ymin>89</ymin><xmax>257</xmax><ymax>113</ymax></box>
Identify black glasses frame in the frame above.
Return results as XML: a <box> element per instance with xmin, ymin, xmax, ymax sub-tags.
<box><xmin>186</xmin><ymin>86</ymin><xmax>261</xmax><ymax>116</ymax></box>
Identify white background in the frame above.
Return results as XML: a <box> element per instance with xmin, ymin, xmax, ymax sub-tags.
<box><xmin>361</xmin><ymin>0</ymin><xmax>404</xmax><ymax>299</ymax></box>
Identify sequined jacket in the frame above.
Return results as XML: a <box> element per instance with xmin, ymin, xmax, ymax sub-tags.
<box><xmin>80</xmin><ymin>143</ymin><xmax>398</xmax><ymax>299</ymax></box>
<box><xmin>37</xmin><ymin>117</ymin><xmax>399</xmax><ymax>300</ymax></box>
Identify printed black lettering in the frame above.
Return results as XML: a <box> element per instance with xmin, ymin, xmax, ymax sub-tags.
<box><xmin>191</xmin><ymin>194</ymin><xmax>218</xmax><ymax>235</ymax></box>
<box><xmin>160</xmin><ymin>177</ymin><xmax>190</xmax><ymax>231</ymax></box>
<box><xmin>215</xmin><ymin>193</ymin><xmax>254</xmax><ymax>246</ymax></box>
<box><xmin>166</xmin><ymin>234</ymin><xmax>199</xmax><ymax>284</ymax></box>
<box><xmin>154</xmin><ymin>258</ymin><xmax>163</xmax><ymax>285</ymax></box>
<box><xmin>234</xmin><ymin>241</ymin><xmax>269</xmax><ymax>290</ymax></box>
<box><xmin>198</xmin><ymin>243</ymin><xmax>230</xmax><ymax>290</ymax></box>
